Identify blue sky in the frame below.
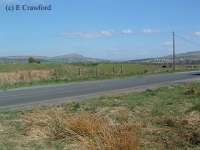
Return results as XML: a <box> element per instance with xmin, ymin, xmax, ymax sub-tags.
<box><xmin>0</xmin><ymin>0</ymin><xmax>200</xmax><ymax>60</ymax></box>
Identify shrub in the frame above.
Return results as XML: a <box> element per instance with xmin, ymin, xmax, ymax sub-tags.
<box><xmin>184</xmin><ymin>87</ymin><xmax>196</xmax><ymax>95</ymax></box>
<box><xmin>28</xmin><ymin>57</ymin><xmax>40</xmax><ymax>64</ymax></box>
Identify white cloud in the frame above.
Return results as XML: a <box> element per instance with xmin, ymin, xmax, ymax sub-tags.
<box><xmin>143</xmin><ymin>28</ymin><xmax>160</xmax><ymax>34</ymax></box>
<box><xmin>63</xmin><ymin>28</ymin><xmax>160</xmax><ymax>39</ymax></box>
<box><xmin>100</xmin><ymin>30</ymin><xmax>113</xmax><ymax>37</ymax></box>
<box><xmin>193</xmin><ymin>32</ymin><xmax>200</xmax><ymax>36</ymax></box>
<box><xmin>121</xmin><ymin>29</ymin><xmax>133</xmax><ymax>35</ymax></box>
<box><xmin>63</xmin><ymin>30</ymin><xmax>114</xmax><ymax>39</ymax></box>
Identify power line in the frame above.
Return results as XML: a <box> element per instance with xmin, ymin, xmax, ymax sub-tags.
<box><xmin>175</xmin><ymin>34</ymin><xmax>200</xmax><ymax>47</ymax></box>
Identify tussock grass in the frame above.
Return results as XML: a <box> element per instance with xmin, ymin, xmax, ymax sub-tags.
<box><xmin>23</xmin><ymin>108</ymin><xmax>139</xmax><ymax>150</ymax></box>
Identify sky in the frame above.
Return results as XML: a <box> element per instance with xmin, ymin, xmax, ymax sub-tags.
<box><xmin>0</xmin><ymin>0</ymin><xmax>200</xmax><ymax>60</ymax></box>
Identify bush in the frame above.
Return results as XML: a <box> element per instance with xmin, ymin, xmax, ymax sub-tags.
<box><xmin>28</xmin><ymin>57</ymin><xmax>40</xmax><ymax>64</ymax></box>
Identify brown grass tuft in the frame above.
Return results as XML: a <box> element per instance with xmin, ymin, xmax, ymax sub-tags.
<box><xmin>23</xmin><ymin>108</ymin><xmax>139</xmax><ymax>150</ymax></box>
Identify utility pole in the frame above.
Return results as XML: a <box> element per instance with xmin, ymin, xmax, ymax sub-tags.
<box><xmin>172</xmin><ymin>32</ymin><xmax>176</xmax><ymax>71</ymax></box>
<box><xmin>95</xmin><ymin>67</ymin><xmax>98</xmax><ymax>77</ymax></box>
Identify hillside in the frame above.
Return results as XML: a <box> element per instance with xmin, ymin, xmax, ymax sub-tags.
<box><xmin>0</xmin><ymin>54</ymin><xmax>109</xmax><ymax>64</ymax></box>
<box><xmin>50</xmin><ymin>53</ymin><xmax>109</xmax><ymax>64</ymax></box>
<box><xmin>129</xmin><ymin>51</ymin><xmax>200</xmax><ymax>64</ymax></box>
<box><xmin>2</xmin><ymin>51</ymin><xmax>200</xmax><ymax>64</ymax></box>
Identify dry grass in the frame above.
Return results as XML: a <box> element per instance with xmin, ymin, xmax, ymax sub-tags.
<box><xmin>23</xmin><ymin>108</ymin><xmax>139</xmax><ymax>150</ymax></box>
<box><xmin>0</xmin><ymin>69</ymin><xmax>55</xmax><ymax>85</ymax></box>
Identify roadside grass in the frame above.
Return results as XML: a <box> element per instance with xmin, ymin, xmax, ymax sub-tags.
<box><xmin>0</xmin><ymin>63</ymin><xmax>199</xmax><ymax>90</ymax></box>
<box><xmin>0</xmin><ymin>83</ymin><xmax>200</xmax><ymax>149</ymax></box>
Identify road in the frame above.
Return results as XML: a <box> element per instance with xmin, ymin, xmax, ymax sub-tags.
<box><xmin>0</xmin><ymin>71</ymin><xmax>200</xmax><ymax>108</ymax></box>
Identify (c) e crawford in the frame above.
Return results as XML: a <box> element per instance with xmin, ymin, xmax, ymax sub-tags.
<box><xmin>21</xmin><ymin>4</ymin><xmax>52</xmax><ymax>11</ymax></box>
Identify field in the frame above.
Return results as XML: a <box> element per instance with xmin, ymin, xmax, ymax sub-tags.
<box><xmin>0</xmin><ymin>82</ymin><xmax>200</xmax><ymax>149</ymax></box>
<box><xmin>0</xmin><ymin>63</ymin><xmax>199</xmax><ymax>89</ymax></box>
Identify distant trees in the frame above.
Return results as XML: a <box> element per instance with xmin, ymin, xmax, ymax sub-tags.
<box><xmin>28</xmin><ymin>57</ymin><xmax>40</xmax><ymax>64</ymax></box>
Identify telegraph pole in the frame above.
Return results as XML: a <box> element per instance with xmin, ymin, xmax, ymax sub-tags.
<box><xmin>172</xmin><ymin>32</ymin><xmax>176</xmax><ymax>71</ymax></box>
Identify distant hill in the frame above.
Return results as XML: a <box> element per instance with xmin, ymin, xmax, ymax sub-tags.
<box><xmin>50</xmin><ymin>53</ymin><xmax>109</xmax><ymax>64</ymax></box>
<box><xmin>128</xmin><ymin>51</ymin><xmax>200</xmax><ymax>64</ymax></box>
<box><xmin>0</xmin><ymin>54</ymin><xmax>110</xmax><ymax>64</ymax></box>
<box><xmin>2</xmin><ymin>51</ymin><xmax>200</xmax><ymax>65</ymax></box>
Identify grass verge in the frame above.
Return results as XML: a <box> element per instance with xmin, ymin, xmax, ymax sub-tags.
<box><xmin>0</xmin><ymin>82</ymin><xmax>200</xmax><ymax>149</ymax></box>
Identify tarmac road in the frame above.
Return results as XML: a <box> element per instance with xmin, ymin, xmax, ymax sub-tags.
<box><xmin>0</xmin><ymin>71</ymin><xmax>200</xmax><ymax>108</ymax></box>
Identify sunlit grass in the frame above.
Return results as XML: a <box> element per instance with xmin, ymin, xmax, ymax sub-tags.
<box><xmin>0</xmin><ymin>83</ymin><xmax>200</xmax><ymax>149</ymax></box>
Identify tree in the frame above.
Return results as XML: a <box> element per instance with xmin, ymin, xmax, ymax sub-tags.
<box><xmin>28</xmin><ymin>57</ymin><xmax>40</xmax><ymax>64</ymax></box>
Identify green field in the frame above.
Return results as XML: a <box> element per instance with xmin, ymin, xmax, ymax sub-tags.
<box><xmin>0</xmin><ymin>63</ymin><xmax>198</xmax><ymax>73</ymax></box>
<box><xmin>0</xmin><ymin>63</ymin><xmax>199</xmax><ymax>89</ymax></box>
<box><xmin>0</xmin><ymin>83</ymin><xmax>200</xmax><ymax>149</ymax></box>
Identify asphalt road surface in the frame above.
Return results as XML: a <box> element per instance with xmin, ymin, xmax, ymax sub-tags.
<box><xmin>0</xmin><ymin>71</ymin><xmax>200</xmax><ymax>108</ymax></box>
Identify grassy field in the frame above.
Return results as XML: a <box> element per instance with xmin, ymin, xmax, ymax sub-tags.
<box><xmin>0</xmin><ymin>63</ymin><xmax>199</xmax><ymax>89</ymax></box>
<box><xmin>0</xmin><ymin>82</ymin><xmax>200</xmax><ymax>149</ymax></box>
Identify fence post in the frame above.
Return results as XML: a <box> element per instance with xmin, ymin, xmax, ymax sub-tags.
<box><xmin>95</xmin><ymin>67</ymin><xmax>98</xmax><ymax>77</ymax></box>
<box><xmin>120</xmin><ymin>64</ymin><xmax>124</xmax><ymax>74</ymax></box>
<box><xmin>78</xmin><ymin>68</ymin><xmax>81</xmax><ymax>76</ymax></box>
<box><xmin>112</xmin><ymin>64</ymin><xmax>115</xmax><ymax>75</ymax></box>
<box><xmin>54</xmin><ymin>69</ymin><xmax>59</xmax><ymax>80</ymax></box>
